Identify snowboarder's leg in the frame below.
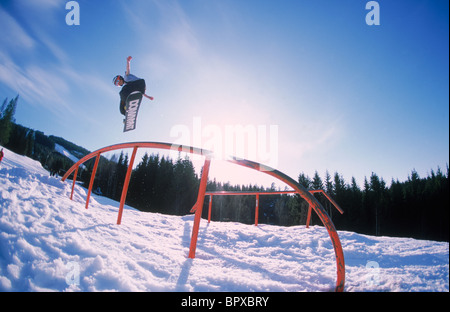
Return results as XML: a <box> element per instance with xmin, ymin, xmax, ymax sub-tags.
<box><xmin>119</xmin><ymin>100</ymin><xmax>126</xmax><ymax>115</ymax></box>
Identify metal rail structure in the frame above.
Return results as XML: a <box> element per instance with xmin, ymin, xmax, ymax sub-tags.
<box><xmin>61</xmin><ymin>141</ymin><xmax>345</xmax><ymax>292</ymax></box>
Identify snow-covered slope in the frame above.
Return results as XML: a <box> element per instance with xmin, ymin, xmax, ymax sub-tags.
<box><xmin>54</xmin><ymin>143</ymin><xmax>85</xmax><ymax>169</ymax></box>
<box><xmin>0</xmin><ymin>147</ymin><xmax>448</xmax><ymax>292</ymax></box>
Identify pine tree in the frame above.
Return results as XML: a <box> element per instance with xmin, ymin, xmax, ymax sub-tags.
<box><xmin>333</xmin><ymin>172</ymin><xmax>346</xmax><ymax>197</ymax></box>
<box><xmin>298</xmin><ymin>172</ymin><xmax>311</xmax><ymax>189</ymax></box>
<box><xmin>0</xmin><ymin>95</ymin><xmax>19</xmax><ymax>146</ymax></box>
<box><xmin>361</xmin><ymin>177</ymin><xmax>371</xmax><ymax>233</ymax></box>
<box><xmin>325</xmin><ymin>170</ymin><xmax>333</xmax><ymax>196</ymax></box>
<box><xmin>347</xmin><ymin>177</ymin><xmax>363</xmax><ymax>231</ymax></box>
<box><xmin>312</xmin><ymin>171</ymin><xmax>323</xmax><ymax>190</ymax></box>
<box><xmin>0</xmin><ymin>98</ymin><xmax>7</xmax><ymax>118</ymax></box>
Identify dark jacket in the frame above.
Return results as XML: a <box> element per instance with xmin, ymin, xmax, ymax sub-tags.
<box><xmin>119</xmin><ymin>79</ymin><xmax>146</xmax><ymax>115</ymax></box>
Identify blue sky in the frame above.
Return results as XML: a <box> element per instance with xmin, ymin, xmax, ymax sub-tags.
<box><xmin>1</xmin><ymin>0</ymin><xmax>448</xmax><ymax>188</ymax></box>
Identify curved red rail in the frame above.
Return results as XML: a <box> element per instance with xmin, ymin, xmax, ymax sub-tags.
<box><xmin>61</xmin><ymin>141</ymin><xmax>345</xmax><ymax>292</ymax></box>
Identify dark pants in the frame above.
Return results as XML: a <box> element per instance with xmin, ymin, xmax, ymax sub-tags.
<box><xmin>119</xmin><ymin>79</ymin><xmax>146</xmax><ymax>115</ymax></box>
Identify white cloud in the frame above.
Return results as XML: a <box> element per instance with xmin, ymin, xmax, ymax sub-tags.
<box><xmin>0</xmin><ymin>52</ymin><xmax>71</xmax><ymax>115</ymax></box>
<box><xmin>0</xmin><ymin>8</ymin><xmax>35</xmax><ymax>51</ymax></box>
<box><xmin>0</xmin><ymin>4</ymin><xmax>78</xmax><ymax>116</ymax></box>
<box><xmin>13</xmin><ymin>0</ymin><xmax>60</xmax><ymax>12</ymax></box>
<box><xmin>122</xmin><ymin>0</ymin><xmax>201</xmax><ymax>63</ymax></box>
<box><xmin>279</xmin><ymin>116</ymin><xmax>344</xmax><ymax>166</ymax></box>
<box><xmin>34</xmin><ymin>29</ymin><xmax>69</xmax><ymax>64</ymax></box>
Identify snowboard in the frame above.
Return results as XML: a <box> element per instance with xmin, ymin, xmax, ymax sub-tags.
<box><xmin>123</xmin><ymin>91</ymin><xmax>143</xmax><ymax>132</ymax></box>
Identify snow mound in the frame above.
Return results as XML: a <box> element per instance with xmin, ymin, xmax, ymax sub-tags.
<box><xmin>0</xmin><ymin>147</ymin><xmax>448</xmax><ymax>292</ymax></box>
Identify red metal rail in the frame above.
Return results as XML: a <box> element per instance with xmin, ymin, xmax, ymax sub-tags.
<box><xmin>61</xmin><ymin>141</ymin><xmax>345</xmax><ymax>292</ymax></box>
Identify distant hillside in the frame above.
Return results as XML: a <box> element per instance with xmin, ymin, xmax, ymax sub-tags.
<box><xmin>2</xmin><ymin>122</ymin><xmax>91</xmax><ymax>176</ymax></box>
<box><xmin>49</xmin><ymin>135</ymin><xmax>91</xmax><ymax>159</ymax></box>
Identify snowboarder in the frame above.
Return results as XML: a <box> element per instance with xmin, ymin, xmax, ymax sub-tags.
<box><xmin>0</xmin><ymin>148</ymin><xmax>4</xmax><ymax>165</ymax></box>
<box><xmin>113</xmin><ymin>56</ymin><xmax>153</xmax><ymax>116</ymax></box>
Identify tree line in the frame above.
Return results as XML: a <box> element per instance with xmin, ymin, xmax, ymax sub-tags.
<box><xmin>2</xmin><ymin>95</ymin><xmax>448</xmax><ymax>241</ymax></box>
<box><xmin>294</xmin><ymin>169</ymin><xmax>449</xmax><ymax>242</ymax></box>
<box><xmin>84</xmin><ymin>148</ymin><xmax>448</xmax><ymax>242</ymax></box>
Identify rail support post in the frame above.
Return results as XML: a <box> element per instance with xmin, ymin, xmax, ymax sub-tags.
<box><xmin>207</xmin><ymin>195</ymin><xmax>213</xmax><ymax>223</ymax></box>
<box><xmin>117</xmin><ymin>146</ymin><xmax>138</xmax><ymax>225</ymax></box>
<box><xmin>255</xmin><ymin>193</ymin><xmax>259</xmax><ymax>226</ymax></box>
<box><xmin>188</xmin><ymin>157</ymin><xmax>211</xmax><ymax>259</ymax></box>
<box><xmin>85</xmin><ymin>152</ymin><xmax>101</xmax><ymax>209</ymax></box>
<box><xmin>306</xmin><ymin>205</ymin><xmax>312</xmax><ymax>228</ymax></box>
<box><xmin>70</xmin><ymin>166</ymin><xmax>78</xmax><ymax>200</ymax></box>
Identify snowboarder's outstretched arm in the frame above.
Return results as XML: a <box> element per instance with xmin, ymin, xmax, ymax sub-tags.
<box><xmin>125</xmin><ymin>56</ymin><xmax>154</xmax><ymax>101</ymax></box>
<box><xmin>126</xmin><ymin>56</ymin><xmax>132</xmax><ymax>76</ymax></box>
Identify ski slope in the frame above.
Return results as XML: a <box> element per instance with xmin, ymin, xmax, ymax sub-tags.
<box><xmin>0</xmin><ymin>147</ymin><xmax>448</xmax><ymax>292</ymax></box>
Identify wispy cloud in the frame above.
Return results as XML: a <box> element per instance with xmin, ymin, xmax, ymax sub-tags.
<box><xmin>34</xmin><ymin>29</ymin><xmax>69</xmax><ymax>64</ymax></box>
<box><xmin>281</xmin><ymin>115</ymin><xmax>345</xmax><ymax>165</ymax></box>
<box><xmin>121</xmin><ymin>0</ymin><xmax>201</xmax><ymax>70</ymax></box>
<box><xmin>0</xmin><ymin>4</ymin><xmax>85</xmax><ymax>118</ymax></box>
<box><xmin>155</xmin><ymin>1</ymin><xmax>200</xmax><ymax>60</ymax></box>
<box><xmin>0</xmin><ymin>51</ymin><xmax>71</xmax><ymax>113</ymax></box>
<box><xmin>0</xmin><ymin>5</ymin><xmax>70</xmax><ymax>115</ymax></box>
<box><xmin>16</xmin><ymin>0</ymin><xmax>60</xmax><ymax>10</ymax></box>
<box><xmin>0</xmin><ymin>8</ymin><xmax>35</xmax><ymax>51</ymax></box>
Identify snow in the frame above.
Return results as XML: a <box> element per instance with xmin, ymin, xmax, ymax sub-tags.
<box><xmin>0</xmin><ymin>147</ymin><xmax>448</xmax><ymax>292</ymax></box>
<box><xmin>54</xmin><ymin>143</ymin><xmax>86</xmax><ymax>169</ymax></box>
<box><xmin>54</xmin><ymin>144</ymin><xmax>80</xmax><ymax>164</ymax></box>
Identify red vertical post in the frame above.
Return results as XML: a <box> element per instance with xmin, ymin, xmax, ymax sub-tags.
<box><xmin>306</xmin><ymin>205</ymin><xmax>312</xmax><ymax>228</ymax></box>
<box><xmin>117</xmin><ymin>146</ymin><xmax>138</xmax><ymax>225</ymax></box>
<box><xmin>207</xmin><ymin>195</ymin><xmax>213</xmax><ymax>223</ymax></box>
<box><xmin>255</xmin><ymin>193</ymin><xmax>259</xmax><ymax>226</ymax></box>
<box><xmin>85</xmin><ymin>152</ymin><xmax>101</xmax><ymax>209</ymax></box>
<box><xmin>70</xmin><ymin>166</ymin><xmax>78</xmax><ymax>200</ymax></box>
<box><xmin>188</xmin><ymin>158</ymin><xmax>211</xmax><ymax>259</ymax></box>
